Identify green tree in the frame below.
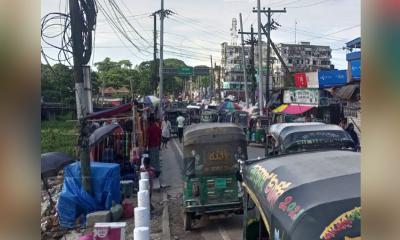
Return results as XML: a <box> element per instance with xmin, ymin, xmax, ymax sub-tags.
<box><xmin>41</xmin><ymin>63</ymin><xmax>75</xmax><ymax>105</ymax></box>
<box><xmin>95</xmin><ymin>58</ymin><xmax>135</xmax><ymax>89</ymax></box>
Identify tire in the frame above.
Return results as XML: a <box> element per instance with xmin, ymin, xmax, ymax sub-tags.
<box><xmin>184</xmin><ymin>212</ymin><xmax>192</xmax><ymax>231</ymax></box>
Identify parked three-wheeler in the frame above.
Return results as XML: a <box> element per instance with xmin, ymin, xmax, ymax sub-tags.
<box><xmin>182</xmin><ymin>123</ymin><xmax>248</xmax><ymax>230</ymax></box>
<box><xmin>187</xmin><ymin>105</ymin><xmax>201</xmax><ymax>124</ymax></box>
<box><xmin>267</xmin><ymin>123</ymin><xmax>355</xmax><ymax>156</ymax></box>
<box><xmin>200</xmin><ymin>109</ymin><xmax>219</xmax><ymax>123</ymax></box>
<box><xmin>247</xmin><ymin>116</ymin><xmax>270</xmax><ymax>145</ymax></box>
<box><xmin>239</xmin><ymin>149</ymin><xmax>361</xmax><ymax>240</ymax></box>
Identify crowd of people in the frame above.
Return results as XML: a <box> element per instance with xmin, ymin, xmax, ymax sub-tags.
<box><xmin>142</xmin><ymin>112</ymin><xmax>185</xmax><ymax>203</ymax></box>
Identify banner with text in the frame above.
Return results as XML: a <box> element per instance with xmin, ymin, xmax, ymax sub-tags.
<box><xmin>283</xmin><ymin>88</ymin><xmax>319</xmax><ymax>106</ymax></box>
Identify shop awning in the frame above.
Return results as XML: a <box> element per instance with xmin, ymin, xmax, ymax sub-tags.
<box><xmin>281</xmin><ymin>104</ymin><xmax>314</xmax><ymax>115</ymax></box>
<box><xmin>334</xmin><ymin>84</ymin><xmax>359</xmax><ymax>100</ymax></box>
<box><xmin>272</xmin><ymin>104</ymin><xmax>288</xmax><ymax>113</ymax></box>
<box><xmin>86</xmin><ymin>103</ymin><xmax>133</xmax><ymax>120</ymax></box>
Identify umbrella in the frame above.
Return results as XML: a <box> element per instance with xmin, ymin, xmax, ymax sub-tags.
<box><xmin>41</xmin><ymin>152</ymin><xmax>76</xmax><ymax>205</ymax></box>
<box><xmin>89</xmin><ymin>123</ymin><xmax>122</xmax><ymax>146</ymax></box>
<box><xmin>41</xmin><ymin>152</ymin><xmax>76</xmax><ymax>178</ymax></box>
<box><xmin>219</xmin><ymin>101</ymin><xmax>242</xmax><ymax>111</ymax></box>
<box><xmin>139</xmin><ymin>95</ymin><xmax>160</xmax><ymax>105</ymax></box>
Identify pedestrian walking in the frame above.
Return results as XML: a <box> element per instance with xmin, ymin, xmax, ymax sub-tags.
<box><xmin>146</xmin><ymin>114</ymin><xmax>162</xmax><ymax>177</ymax></box>
<box><xmin>176</xmin><ymin>113</ymin><xmax>185</xmax><ymax>143</ymax></box>
<box><xmin>161</xmin><ymin>116</ymin><xmax>171</xmax><ymax>149</ymax></box>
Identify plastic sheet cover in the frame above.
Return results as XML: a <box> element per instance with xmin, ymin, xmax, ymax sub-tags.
<box><xmin>57</xmin><ymin>162</ymin><xmax>121</xmax><ymax>228</ymax></box>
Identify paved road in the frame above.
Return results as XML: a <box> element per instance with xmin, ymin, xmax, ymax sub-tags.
<box><xmin>160</xmin><ymin>137</ymin><xmax>266</xmax><ymax>240</ymax></box>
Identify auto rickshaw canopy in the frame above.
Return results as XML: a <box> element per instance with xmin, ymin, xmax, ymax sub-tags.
<box><xmin>271</xmin><ymin>123</ymin><xmax>355</xmax><ymax>152</ymax></box>
<box><xmin>183</xmin><ymin>123</ymin><xmax>247</xmax><ymax>176</ymax></box>
<box><xmin>184</xmin><ymin>123</ymin><xmax>245</xmax><ymax>145</ymax></box>
<box><xmin>243</xmin><ymin>150</ymin><xmax>360</xmax><ymax>239</ymax></box>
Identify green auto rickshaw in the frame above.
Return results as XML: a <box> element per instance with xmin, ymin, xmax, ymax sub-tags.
<box><xmin>247</xmin><ymin>116</ymin><xmax>269</xmax><ymax>145</ymax></box>
<box><xmin>182</xmin><ymin>123</ymin><xmax>247</xmax><ymax>230</ymax></box>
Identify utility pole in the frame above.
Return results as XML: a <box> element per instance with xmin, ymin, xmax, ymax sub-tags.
<box><xmin>155</xmin><ymin>0</ymin><xmax>174</xmax><ymax>117</ymax></box>
<box><xmin>250</xmin><ymin>25</ymin><xmax>256</xmax><ymax>106</ymax></box>
<box><xmin>295</xmin><ymin>20</ymin><xmax>297</xmax><ymax>44</ymax></box>
<box><xmin>158</xmin><ymin>0</ymin><xmax>165</xmax><ymax>118</ymax></box>
<box><xmin>265</xmin><ymin>8</ymin><xmax>272</xmax><ymax>104</ymax></box>
<box><xmin>69</xmin><ymin>0</ymin><xmax>94</xmax><ymax>194</ymax></box>
<box><xmin>218</xmin><ymin>66</ymin><xmax>222</xmax><ymax>102</ymax></box>
<box><xmin>253</xmin><ymin>6</ymin><xmax>286</xmax><ymax>111</ymax></box>
<box><xmin>152</xmin><ymin>12</ymin><xmax>158</xmax><ymax>94</ymax></box>
<box><xmin>256</xmin><ymin>0</ymin><xmax>263</xmax><ymax>116</ymax></box>
<box><xmin>239</xmin><ymin>13</ymin><xmax>249</xmax><ymax>108</ymax></box>
<box><xmin>210</xmin><ymin>55</ymin><xmax>213</xmax><ymax>99</ymax></box>
<box><xmin>240</xmin><ymin>25</ymin><xmax>257</xmax><ymax>105</ymax></box>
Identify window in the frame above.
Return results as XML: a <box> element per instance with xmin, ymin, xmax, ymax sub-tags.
<box><xmin>306</xmin><ymin>59</ymin><xmax>310</xmax><ymax>64</ymax></box>
<box><xmin>301</xmin><ymin>59</ymin><xmax>304</xmax><ymax>64</ymax></box>
<box><xmin>313</xmin><ymin>60</ymin><xmax>317</xmax><ymax>65</ymax></box>
<box><xmin>288</xmin><ymin>59</ymin><xmax>293</xmax><ymax>64</ymax></box>
<box><xmin>296</xmin><ymin>59</ymin><xmax>300</xmax><ymax>64</ymax></box>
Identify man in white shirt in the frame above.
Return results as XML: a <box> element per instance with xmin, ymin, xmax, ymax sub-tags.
<box><xmin>176</xmin><ymin>113</ymin><xmax>185</xmax><ymax>143</ymax></box>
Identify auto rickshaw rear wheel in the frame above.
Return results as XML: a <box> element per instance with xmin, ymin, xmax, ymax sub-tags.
<box><xmin>184</xmin><ymin>212</ymin><xmax>192</xmax><ymax>231</ymax></box>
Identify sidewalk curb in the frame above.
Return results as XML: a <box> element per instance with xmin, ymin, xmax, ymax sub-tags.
<box><xmin>161</xmin><ymin>189</ymin><xmax>171</xmax><ymax>240</ymax></box>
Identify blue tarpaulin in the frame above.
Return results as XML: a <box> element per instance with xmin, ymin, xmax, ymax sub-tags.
<box><xmin>318</xmin><ymin>70</ymin><xmax>348</xmax><ymax>88</ymax></box>
<box><xmin>57</xmin><ymin>162</ymin><xmax>121</xmax><ymax>228</ymax></box>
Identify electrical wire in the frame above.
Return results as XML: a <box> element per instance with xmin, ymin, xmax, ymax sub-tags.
<box><xmin>41</xmin><ymin>0</ymin><xmax>97</xmax><ymax>66</ymax></box>
<box><xmin>287</xmin><ymin>0</ymin><xmax>333</xmax><ymax>8</ymax></box>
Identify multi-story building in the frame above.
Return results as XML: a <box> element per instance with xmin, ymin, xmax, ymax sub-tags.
<box><xmin>272</xmin><ymin>41</ymin><xmax>333</xmax><ymax>89</ymax></box>
<box><xmin>221</xmin><ymin>40</ymin><xmax>276</xmax><ymax>99</ymax></box>
<box><xmin>220</xmin><ymin>42</ymin><xmax>250</xmax><ymax>99</ymax></box>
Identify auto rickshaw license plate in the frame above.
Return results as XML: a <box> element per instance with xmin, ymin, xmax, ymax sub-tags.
<box><xmin>215</xmin><ymin>178</ymin><xmax>227</xmax><ymax>188</ymax></box>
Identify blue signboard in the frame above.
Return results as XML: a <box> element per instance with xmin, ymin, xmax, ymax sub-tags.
<box><xmin>318</xmin><ymin>70</ymin><xmax>348</xmax><ymax>88</ymax></box>
<box><xmin>350</xmin><ymin>59</ymin><xmax>361</xmax><ymax>80</ymax></box>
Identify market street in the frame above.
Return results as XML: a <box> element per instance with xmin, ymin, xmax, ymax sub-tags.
<box><xmin>159</xmin><ymin>137</ymin><xmax>265</xmax><ymax>240</ymax></box>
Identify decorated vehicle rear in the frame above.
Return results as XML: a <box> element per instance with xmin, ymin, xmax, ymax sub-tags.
<box><xmin>182</xmin><ymin>123</ymin><xmax>247</xmax><ymax>230</ymax></box>
<box><xmin>239</xmin><ymin>150</ymin><xmax>361</xmax><ymax>240</ymax></box>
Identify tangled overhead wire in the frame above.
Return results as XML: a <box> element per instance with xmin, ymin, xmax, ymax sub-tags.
<box><xmin>41</xmin><ymin>12</ymin><xmax>73</xmax><ymax>66</ymax></box>
<box><xmin>41</xmin><ymin>0</ymin><xmax>97</xmax><ymax>66</ymax></box>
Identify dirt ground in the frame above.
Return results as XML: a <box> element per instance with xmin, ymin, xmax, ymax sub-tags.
<box><xmin>125</xmin><ymin>189</ymin><xmax>164</xmax><ymax>240</ymax></box>
<box><xmin>168</xmin><ymin>194</ymin><xmax>204</xmax><ymax>240</ymax></box>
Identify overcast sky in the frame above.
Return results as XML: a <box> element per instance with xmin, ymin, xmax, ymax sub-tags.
<box><xmin>41</xmin><ymin>0</ymin><xmax>360</xmax><ymax>70</ymax></box>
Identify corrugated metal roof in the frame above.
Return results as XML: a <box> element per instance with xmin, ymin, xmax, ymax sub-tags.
<box><xmin>334</xmin><ymin>84</ymin><xmax>359</xmax><ymax>100</ymax></box>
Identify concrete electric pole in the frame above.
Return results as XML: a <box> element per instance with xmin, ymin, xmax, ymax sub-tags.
<box><xmin>239</xmin><ymin>13</ymin><xmax>249</xmax><ymax>109</ymax></box>
<box><xmin>256</xmin><ymin>0</ymin><xmax>263</xmax><ymax>116</ymax></box>
<box><xmin>210</xmin><ymin>55</ymin><xmax>214</xmax><ymax>99</ymax></box>
<box><xmin>158</xmin><ymin>0</ymin><xmax>165</xmax><ymax>118</ymax></box>
<box><xmin>152</xmin><ymin>12</ymin><xmax>158</xmax><ymax>94</ymax></box>
<box><xmin>253</xmin><ymin>4</ymin><xmax>286</xmax><ymax>113</ymax></box>
<box><xmin>69</xmin><ymin>0</ymin><xmax>97</xmax><ymax>194</ymax></box>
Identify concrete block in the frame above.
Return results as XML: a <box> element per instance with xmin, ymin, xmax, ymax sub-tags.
<box><xmin>86</xmin><ymin>210</ymin><xmax>111</xmax><ymax>227</ymax></box>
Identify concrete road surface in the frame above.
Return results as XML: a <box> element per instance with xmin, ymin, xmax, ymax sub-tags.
<box><xmin>159</xmin><ymin>137</ymin><xmax>266</xmax><ymax>240</ymax></box>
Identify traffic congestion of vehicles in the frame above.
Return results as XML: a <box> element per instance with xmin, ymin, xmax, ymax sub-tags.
<box><xmin>172</xmin><ymin>98</ymin><xmax>360</xmax><ymax>239</ymax></box>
